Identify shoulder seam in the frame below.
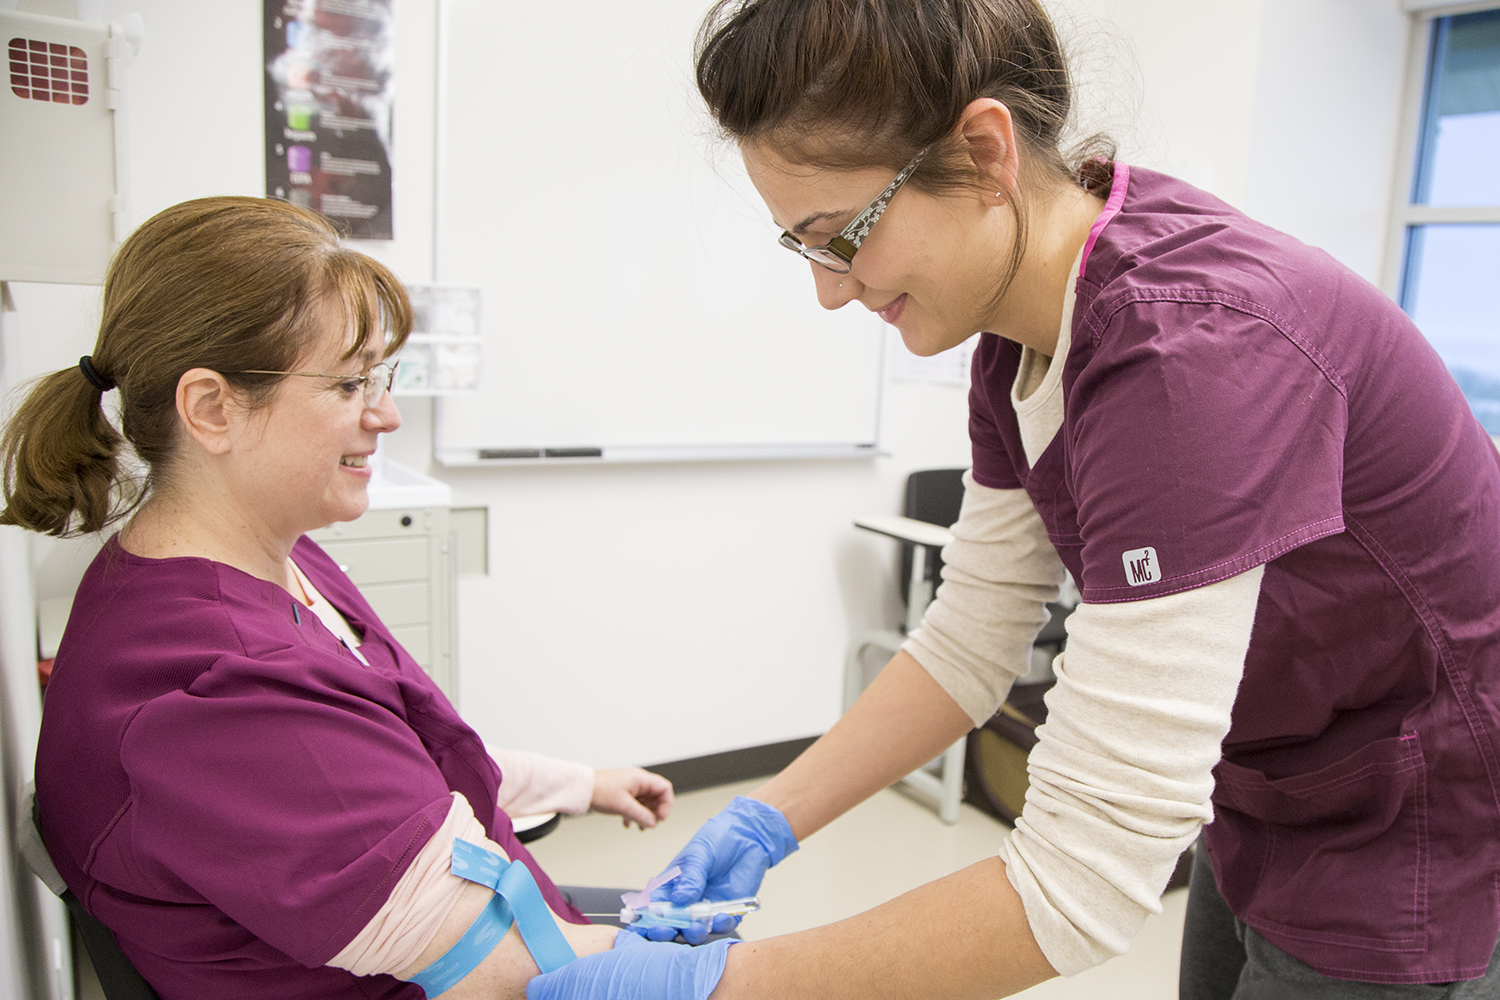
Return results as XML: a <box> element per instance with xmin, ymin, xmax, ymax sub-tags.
<box><xmin>1079</xmin><ymin>287</ymin><xmax>1349</xmax><ymax>400</ymax></box>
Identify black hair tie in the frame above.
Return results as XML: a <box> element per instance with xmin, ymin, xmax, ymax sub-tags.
<box><xmin>78</xmin><ymin>356</ymin><xmax>115</xmax><ymax>393</ymax></box>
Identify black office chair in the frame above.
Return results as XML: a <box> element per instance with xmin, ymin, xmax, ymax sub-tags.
<box><xmin>896</xmin><ymin>467</ymin><xmax>968</xmax><ymax>609</ymax></box>
<box><xmin>844</xmin><ymin>468</ymin><xmax>971</xmax><ymax>822</ymax></box>
<box><xmin>19</xmin><ymin>784</ymin><xmax>161</xmax><ymax>1000</ymax></box>
<box><xmin>847</xmin><ymin>468</ymin><xmax>1081</xmax><ymax>825</ymax></box>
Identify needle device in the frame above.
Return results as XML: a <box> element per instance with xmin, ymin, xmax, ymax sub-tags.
<box><xmin>620</xmin><ymin>897</ymin><xmax>761</xmax><ymax>930</ymax></box>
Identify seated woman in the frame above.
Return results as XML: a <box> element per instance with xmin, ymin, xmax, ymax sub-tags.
<box><xmin>1</xmin><ymin>196</ymin><xmax>665</xmax><ymax>1000</ymax></box>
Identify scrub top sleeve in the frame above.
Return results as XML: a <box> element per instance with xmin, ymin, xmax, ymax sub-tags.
<box><xmin>117</xmin><ymin>649</ymin><xmax>458</xmax><ymax>968</ymax></box>
<box><xmin>1070</xmin><ymin>299</ymin><xmax>1347</xmax><ymax>603</ymax></box>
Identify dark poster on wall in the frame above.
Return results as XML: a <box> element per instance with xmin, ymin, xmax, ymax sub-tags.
<box><xmin>263</xmin><ymin>0</ymin><xmax>394</xmax><ymax>239</ymax></box>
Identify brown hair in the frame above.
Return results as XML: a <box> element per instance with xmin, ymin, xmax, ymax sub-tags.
<box><xmin>0</xmin><ymin>196</ymin><xmax>411</xmax><ymax>536</ymax></box>
<box><xmin>696</xmin><ymin>0</ymin><xmax>1114</xmax><ymax>298</ymax></box>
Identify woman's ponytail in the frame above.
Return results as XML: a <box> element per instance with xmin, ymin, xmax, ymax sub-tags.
<box><xmin>0</xmin><ymin>195</ymin><xmax>410</xmax><ymax>539</ymax></box>
<box><xmin>0</xmin><ymin>362</ymin><xmax>130</xmax><ymax>536</ymax></box>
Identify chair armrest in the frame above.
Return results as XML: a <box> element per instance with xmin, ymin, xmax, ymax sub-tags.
<box><xmin>18</xmin><ymin>782</ymin><xmax>68</xmax><ymax>897</ymax></box>
<box><xmin>512</xmin><ymin>811</ymin><xmax>561</xmax><ymax>844</ymax></box>
<box><xmin>853</xmin><ymin>514</ymin><xmax>954</xmax><ymax>549</ymax></box>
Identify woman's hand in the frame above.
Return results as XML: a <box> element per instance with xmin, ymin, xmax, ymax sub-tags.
<box><xmin>591</xmin><ymin>768</ymin><xmax>674</xmax><ymax>829</ymax></box>
<box><xmin>632</xmin><ymin>796</ymin><xmax>797</xmax><ymax>944</ymax></box>
<box><xmin>527</xmin><ymin>934</ymin><xmax>736</xmax><ymax>1000</ymax></box>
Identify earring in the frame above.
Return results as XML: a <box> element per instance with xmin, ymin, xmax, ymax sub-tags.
<box><xmin>839</xmin><ymin>283</ymin><xmax>844</xmax><ymax>288</ymax></box>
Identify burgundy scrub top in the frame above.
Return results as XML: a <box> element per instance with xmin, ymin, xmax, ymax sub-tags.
<box><xmin>971</xmin><ymin>165</ymin><xmax>1500</xmax><ymax>983</ymax></box>
<box><xmin>36</xmin><ymin>535</ymin><xmax>587</xmax><ymax>1000</ymax></box>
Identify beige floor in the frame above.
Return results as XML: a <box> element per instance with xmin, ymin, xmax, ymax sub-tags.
<box><xmin>530</xmin><ymin>777</ymin><xmax>1188</xmax><ymax>999</ymax></box>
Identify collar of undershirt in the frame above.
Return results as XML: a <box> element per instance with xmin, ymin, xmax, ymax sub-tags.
<box><xmin>1009</xmin><ymin>242</ymin><xmax>1083</xmax><ymax>467</ymax></box>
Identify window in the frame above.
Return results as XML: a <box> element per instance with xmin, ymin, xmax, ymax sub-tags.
<box><xmin>1393</xmin><ymin>6</ymin><xmax>1500</xmax><ymax>432</ymax></box>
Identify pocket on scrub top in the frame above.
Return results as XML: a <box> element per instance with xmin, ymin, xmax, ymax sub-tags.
<box><xmin>1210</xmin><ymin>732</ymin><xmax>1428</xmax><ymax>953</ymax></box>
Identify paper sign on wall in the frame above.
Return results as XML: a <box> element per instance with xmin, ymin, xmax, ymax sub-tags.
<box><xmin>263</xmin><ymin>0</ymin><xmax>394</xmax><ymax>239</ymax></box>
<box><xmin>396</xmin><ymin>285</ymin><xmax>484</xmax><ymax>395</ymax></box>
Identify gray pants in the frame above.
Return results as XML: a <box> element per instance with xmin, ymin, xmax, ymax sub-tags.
<box><xmin>1179</xmin><ymin>839</ymin><xmax>1500</xmax><ymax>999</ymax></box>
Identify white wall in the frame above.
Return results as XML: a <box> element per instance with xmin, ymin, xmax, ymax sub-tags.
<box><xmin>1242</xmin><ymin>0</ymin><xmax>1411</xmax><ymax>282</ymax></box>
<box><xmin>1059</xmin><ymin>0</ymin><xmax>1269</xmax><ymax>200</ymax></box>
<box><xmin>1063</xmin><ymin>0</ymin><xmax>1410</xmax><ymax>283</ymax></box>
<box><xmin>4</xmin><ymin>0</ymin><xmax>1413</xmax><ymax>775</ymax></box>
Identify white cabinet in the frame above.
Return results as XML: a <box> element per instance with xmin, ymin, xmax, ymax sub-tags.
<box><xmin>309</xmin><ymin>504</ymin><xmax>457</xmax><ymax>700</ymax></box>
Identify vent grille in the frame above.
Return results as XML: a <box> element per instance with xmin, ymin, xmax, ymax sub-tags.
<box><xmin>7</xmin><ymin>37</ymin><xmax>88</xmax><ymax>105</ymax></box>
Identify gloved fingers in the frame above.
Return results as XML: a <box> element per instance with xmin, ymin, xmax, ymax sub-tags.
<box><xmin>642</xmin><ymin>923</ymin><xmax>680</xmax><ymax>943</ymax></box>
<box><xmin>677</xmin><ymin>919</ymin><xmax>712</xmax><ymax>946</ymax></box>
<box><xmin>669</xmin><ymin>853</ymin><xmax>768</xmax><ymax>906</ymax></box>
<box><xmin>663</xmin><ymin>845</ymin><xmax>714</xmax><ymax>904</ymax></box>
<box><xmin>624</xmin><ymin>916</ymin><xmax>729</xmax><ymax>947</ymax></box>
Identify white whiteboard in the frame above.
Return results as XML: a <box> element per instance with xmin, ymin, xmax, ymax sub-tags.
<box><xmin>431</xmin><ymin>0</ymin><xmax>885</xmax><ymax>464</ymax></box>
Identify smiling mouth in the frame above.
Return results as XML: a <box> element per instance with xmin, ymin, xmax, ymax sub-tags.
<box><xmin>340</xmin><ymin>455</ymin><xmax>368</xmax><ymax>468</ymax></box>
<box><xmin>876</xmin><ymin>293</ymin><xmax>907</xmax><ymax>323</ymax></box>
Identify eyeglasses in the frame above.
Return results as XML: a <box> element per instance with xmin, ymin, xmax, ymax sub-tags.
<box><xmin>234</xmin><ymin>361</ymin><xmax>399</xmax><ymax>407</ymax></box>
<box><xmin>777</xmin><ymin>146</ymin><xmax>929</xmax><ymax>274</ymax></box>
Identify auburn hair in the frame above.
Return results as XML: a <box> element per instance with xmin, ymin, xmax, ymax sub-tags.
<box><xmin>0</xmin><ymin>196</ymin><xmax>411</xmax><ymax>536</ymax></box>
<box><xmin>696</xmin><ymin>0</ymin><xmax>1113</xmax><ymax>193</ymax></box>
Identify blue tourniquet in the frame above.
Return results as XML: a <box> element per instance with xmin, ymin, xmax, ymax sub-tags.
<box><xmin>407</xmin><ymin>891</ymin><xmax>514</xmax><ymax>997</ymax></box>
<box><xmin>406</xmin><ymin>839</ymin><xmax>578</xmax><ymax>995</ymax></box>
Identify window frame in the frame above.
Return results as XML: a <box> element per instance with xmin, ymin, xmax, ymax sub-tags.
<box><xmin>1382</xmin><ymin>1</ymin><xmax>1500</xmax><ymax>299</ymax></box>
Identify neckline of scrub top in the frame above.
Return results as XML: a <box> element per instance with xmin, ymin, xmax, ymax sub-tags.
<box><xmin>1079</xmin><ymin>161</ymin><xmax>1130</xmax><ymax>280</ymax></box>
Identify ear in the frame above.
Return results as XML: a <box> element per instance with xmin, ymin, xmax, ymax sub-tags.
<box><xmin>957</xmin><ymin>98</ymin><xmax>1021</xmax><ymax>206</ymax></box>
<box><xmin>175</xmin><ymin>368</ymin><xmax>237</xmax><ymax>456</ymax></box>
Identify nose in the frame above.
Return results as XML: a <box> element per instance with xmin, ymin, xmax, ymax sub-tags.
<box><xmin>363</xmin><ymin>386</ymin><xmax>402</xmax><ymax>434</ymax></box>
<box><xmin>812</xmin><ymin>262</ymin><xmax>862</xmax><ymax>310</ymax></box>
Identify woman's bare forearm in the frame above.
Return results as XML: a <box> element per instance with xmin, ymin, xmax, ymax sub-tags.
<box><xmin>711</xmin><ymin>856</ymin><xmax>1056</xmax><ymax>1000</ymax></box>
<box><xmin>751</xmin><ymin>650</ymin><xmax>974</xmax><ymax>839</ymax></box>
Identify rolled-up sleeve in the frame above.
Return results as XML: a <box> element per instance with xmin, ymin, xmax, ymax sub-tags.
<box><xmin>1002</xmin><ymin>566</ymin><xmax>1261</xmax><ymax>975</ymax></box>
<box><xmin>488</xmin><ymin>747</ymin><xmax>594</xmax><ymax>817</ymax></box>
<box><xmin>902</xmin><ymin>471</ymin><xmax>1067</xmax><ymax>725</ymax></box>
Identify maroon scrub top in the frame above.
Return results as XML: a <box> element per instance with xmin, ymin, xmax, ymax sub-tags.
<box><xmin>970</xmin><ymin>164</ymin><xmax>1500</xmax><ymax>983</ymax></box>
<box><xmin>36</xmin><ymin>535</ymin><xmax>587</xmax><ymax>1000</ymax></box>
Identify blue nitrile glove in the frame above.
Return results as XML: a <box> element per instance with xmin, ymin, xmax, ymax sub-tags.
<box><xmin>637</xmin><ymin>796</ymin><xmax>797</xmax><ymax>944</ymax></box>
<box><xmin>525</xmin><ymin>933</ymin><xmax>736</xmax><ymax>1000</ymax></box>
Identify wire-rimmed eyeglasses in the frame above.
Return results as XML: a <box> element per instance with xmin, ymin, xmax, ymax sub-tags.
<box><xmin>777</xmin><ymin>146</ymin><xmax>929</xmax><ymax>274</ymax></box>
<box><xmin>233</xmin><ymin>361</ymin><xmax>399</xmax><ymax>407</ymax></box>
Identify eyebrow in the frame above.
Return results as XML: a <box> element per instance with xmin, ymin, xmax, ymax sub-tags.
<box><xmin>785</xmin><ymin>208</ymin><xmax>855</xmax><ymax>238</ymax></box>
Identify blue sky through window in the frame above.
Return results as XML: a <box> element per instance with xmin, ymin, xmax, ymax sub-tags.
<box><xmin>1402</xmin><ymin>10</ymin><xmax>1500</xmax><ymax>432</ymax></box>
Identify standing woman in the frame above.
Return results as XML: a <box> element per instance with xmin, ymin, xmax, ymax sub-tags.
<box><xmin>529</xmin><ymin>1</ymin><xmax>1500</xmax><ymax>998</ymax></box>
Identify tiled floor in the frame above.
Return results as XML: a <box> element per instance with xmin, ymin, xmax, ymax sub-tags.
<box><xmin>530</xmin><ymin>777</ymin><xmax>1188</xmax><ymax>999</ymax></box>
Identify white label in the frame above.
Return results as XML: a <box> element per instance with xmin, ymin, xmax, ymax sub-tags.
<box><xmin>1122</xmin><ymin>546</ymin><xmax>1160</xmax><ymax>586</ymax></box>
